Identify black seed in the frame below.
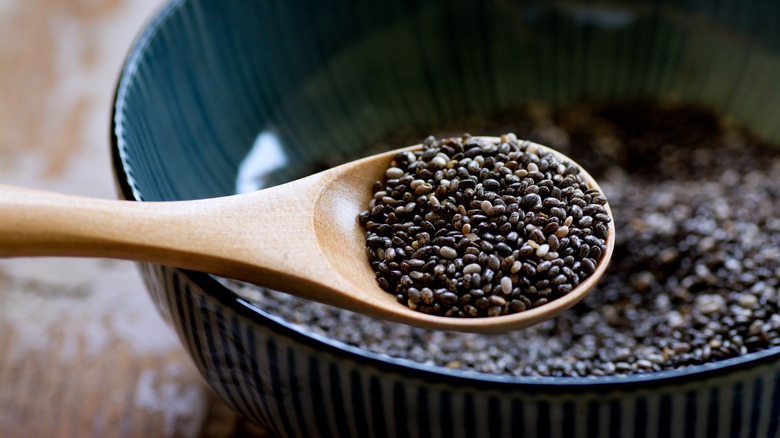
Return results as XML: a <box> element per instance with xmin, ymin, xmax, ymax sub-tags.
<box><xmin>521</xmin><ymin>193</ymin><xmax>542</xmax><ymax>209</ymax></box>
<box><xmin>440</xmin><ymin>292</ymin><xmax>458</xmax><ymax>306</ymax></box>
<box><xmin>580</xmin><ymin>258</ymin><xmax>596</xmax><ymax>275</ymax></box>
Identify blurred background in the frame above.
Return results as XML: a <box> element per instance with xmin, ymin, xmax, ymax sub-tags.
<box><xmin>0</xmin><ymin>0</ymin><xmax>265</xmax><ymax>436</ymax></box>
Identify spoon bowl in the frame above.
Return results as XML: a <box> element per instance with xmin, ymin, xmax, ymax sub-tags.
<box><xmin>0</xmin><ymin>138</ymin><xmax>613</xmax><ymax>333</ymax></box>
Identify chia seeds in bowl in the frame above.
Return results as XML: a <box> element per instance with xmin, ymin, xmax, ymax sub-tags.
<box><xmin>235</xmin><ymin>101</ymin><xmax>780</xmax><ymax>377</ymax></box>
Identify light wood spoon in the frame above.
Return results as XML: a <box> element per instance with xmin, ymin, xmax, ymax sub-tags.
<box><xmin>0</xmin><ymin>139</ymin><xmax>614</xmax><ymax>333</ymax></box>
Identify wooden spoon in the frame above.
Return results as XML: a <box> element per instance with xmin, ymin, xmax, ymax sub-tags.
<box><xmin>0</xmin><ymin>138</ymin><xmax>614</xmax><ymax>333</ymax></box>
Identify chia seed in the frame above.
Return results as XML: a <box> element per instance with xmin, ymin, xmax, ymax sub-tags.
<box><xmin>358</xmin><ymin>134</ymin><xmax>610</xmax><ymax>317</ymax></box>
<box><xmin>237</xmin><ymin>102</ymin><xmax>780</xmax><ymax>377</ymax></box>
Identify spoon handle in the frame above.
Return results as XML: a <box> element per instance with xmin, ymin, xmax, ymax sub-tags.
<box><xmin>0</xmin><ymin>181</ymin><xmax>344</xmax><ymax>299</ymax></box>
<box><xmin>0</xmin><ymin>184</ymin><xmax>217</xmax><ymax>261</ymax></box>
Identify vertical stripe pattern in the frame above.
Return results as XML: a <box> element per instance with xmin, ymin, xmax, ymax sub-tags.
<box><xmin>134</xmin><ymin>263</ymin><xmax>780</xmax><ymax>438</ymax></box>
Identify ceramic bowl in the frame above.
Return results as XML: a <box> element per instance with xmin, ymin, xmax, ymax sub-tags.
<box><xmin>112</xmin><ymin>0</ymin><xmax>780</xmax><ymax>436</ymax></box>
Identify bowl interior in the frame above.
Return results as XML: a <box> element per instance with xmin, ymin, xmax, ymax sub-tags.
<box><xmin>113</xmin><ymin>0</ymin><xmax>780</xmax><ymax>378</ymax></box>
<box><xmin>115</xmin><ymin>0</ymin><xmax>780</xmax><ymax>203</ymax></box>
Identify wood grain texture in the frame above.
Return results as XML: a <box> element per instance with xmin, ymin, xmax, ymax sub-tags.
<box><xmin>0</xmin><ymin>0</ymin><xmax>269</xmax><ymax>436</ymax></box>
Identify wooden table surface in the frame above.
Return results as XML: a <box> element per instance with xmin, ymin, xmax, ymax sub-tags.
<box><xmin>0</xmin><ymin>1</ymin><xmax>269</xmax><ymax>436</ymax></box>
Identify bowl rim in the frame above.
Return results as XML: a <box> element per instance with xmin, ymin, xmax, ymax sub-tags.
<box><xmin>110</xmin><ymin>0</ymin><xmax>780</xmax><ymax>390</ymax></box>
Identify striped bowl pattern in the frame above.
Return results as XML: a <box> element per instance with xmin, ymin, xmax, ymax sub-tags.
<box><xmin>112</xmin><ymin>0</ymin><xmax>780</xmax><ymax>436</ymax></box>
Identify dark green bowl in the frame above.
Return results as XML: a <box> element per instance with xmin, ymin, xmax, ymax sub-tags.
<box><xmin>112</xmin><ymin>1</ymin><xmax>780</xmax><ymax>436</ymax></box>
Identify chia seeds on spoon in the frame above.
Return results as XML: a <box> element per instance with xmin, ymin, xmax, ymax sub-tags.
<box><xmin>235</xmin><ymin>102</ymin><xmax>780</xmax><ymax>377</ymax></box>
<box><xmin>358</xmin><ymin>134</ymin><xmax>610</xmax><ymax>317</ymax></box>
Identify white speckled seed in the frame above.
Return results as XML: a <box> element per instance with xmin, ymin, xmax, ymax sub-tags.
<box><xmin>694</xmin><ymin>294</ymin><xmax>726</xmax><ymax>315</ymax></box>
<box><xmin>500</xmin><ymin>277</ymin><xmax>512</xmax><ymax>294</ymax></box>
<box><xmin>738</xmin><ymin>293</ymin><xmax>758</xmax><ymax>308</ymax></box>
<box><xmin>440</xmin><ymin>246</ymin><xmax>458</xmax><ymax>259</ymax></box>
<box><xmin>514</xmin><ymin>169</ymin><xmax>529</xmax><ymax>178</ymax></box>
<box><xmin>386</xmin><ymin>167</ymin><xmax>404</xmax><ymax>179</ymax></box>
<box><xmin>463</xmin><ymin>263</ymin><xmax>482</xmax><ymax>274</ymax></box>
<box><xmin>432</xmin><ymin>156</ymin><xmax>447</xmax><ymax>168</ymax></box>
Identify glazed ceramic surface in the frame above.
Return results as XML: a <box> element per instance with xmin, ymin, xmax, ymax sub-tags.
<box><xmin>112</xmin><ymin>0</ymin><xmax>780</xmax><ymax>436</ymax></box>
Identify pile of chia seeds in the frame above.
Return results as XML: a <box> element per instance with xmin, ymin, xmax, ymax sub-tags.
<box><xmin>358</xmin><ymin>134</ymin><xmax>610</xmax><ymax>317</ymax></box>
<box><xmin>237</xmin><ymin>102</ymin><xmax>780</xmax><ymax>376</ymax></box>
